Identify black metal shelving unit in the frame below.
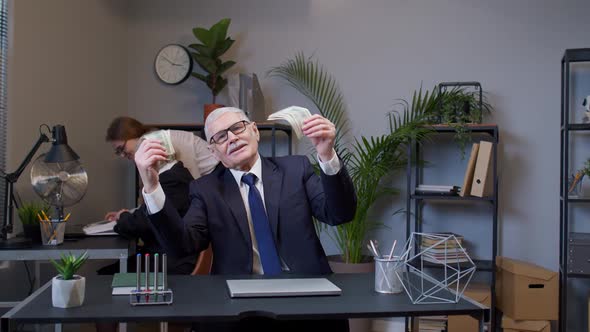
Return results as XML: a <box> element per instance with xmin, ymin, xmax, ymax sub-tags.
<box><xmin>405</xmin><ymin>123</ymin><xmax>499</xmax><ymax>331</ymax></box>
<box><xmin>559</xmin><ymin>48</ymin><xmax>590</xmax><ymax>332</ymax></box>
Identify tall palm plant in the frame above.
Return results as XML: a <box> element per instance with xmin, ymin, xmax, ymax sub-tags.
<box><xmin>269</xmin><ymin>53</ymin><xmax>438</xmax><ymax>263</ymax></box>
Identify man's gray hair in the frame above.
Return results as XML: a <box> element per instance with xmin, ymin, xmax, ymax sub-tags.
<box><xmin>204</xmin><ymin>107</ymin><xmax>251</xmax><ymax>142</ymax></box>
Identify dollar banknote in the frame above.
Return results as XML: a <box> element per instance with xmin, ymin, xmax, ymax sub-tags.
<box><xmin>141</xmin><ymin>130</ymin><xmax>176</xmax><ymax>169</ymax></box>
<box><xmin>267</xmin><ymin>106</ymin><xmax>312</xmax><ymax>139</ymax></box>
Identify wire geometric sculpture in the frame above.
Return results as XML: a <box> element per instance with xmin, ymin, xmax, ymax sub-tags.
<box><xmin>398</xmin><ymin>232</ymin><xmax>476</xmax><ymax>304</ymax></box>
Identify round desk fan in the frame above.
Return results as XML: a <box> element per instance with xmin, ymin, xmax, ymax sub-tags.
<box><xmin>30</xmin><ymin>153</ymin><xmax>88</xmax><ymax>220</ymax></box>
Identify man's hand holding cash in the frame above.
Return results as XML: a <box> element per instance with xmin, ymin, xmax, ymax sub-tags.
<box><xmin>267</xmin><ymin>106</ymin><xmax>336</xmax><ymax>162</ymax></box>
<box><xmin>141</xmin><ymin>130</ymin><xmax>176</xmax><ymax>163</ymax></box>
<box><xmin>267</xmin><ymin>106</ymin><xmax>312</xmax><ymax>139</ymax></box>
<box><xmin>134</xmin><ymin>130</ymin><xmax>175</xmax><ymax>194</ymax></box>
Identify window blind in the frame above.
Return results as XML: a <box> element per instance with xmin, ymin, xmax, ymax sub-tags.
<box><xmin>0</xmin><ymin>0</ymin><xmax>8</xmax><ymax>224</ymax></box>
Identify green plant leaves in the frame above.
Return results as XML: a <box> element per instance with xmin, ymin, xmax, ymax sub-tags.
<box><xmin>212</xmin><ymin>77</ymin><xmax>228</xmax><ymax>96</ymax></box>
<box><xmin>269</xmin><ymin>53</ymin><xmax>433</xmax><ymax>263</ymax></box>
<box><xmin>193</xmin><ymin>54</ymin><xmax>217</xmax><ymax>74</ymax></box>
<box><xmin>268</xmin><ymin>53</ymin><xmax>350</xmax><ymax>158</ymax></box>
<box><xmin>188</xmin><ymin>44</ymin><xmax>213</xmax><ymax>58</ymax></box>
<box><xmin>215</xmin><ymin>39</ymin><xmax>235</xmax><ymax>58</ymax></box>
<box><xmin>16</xmin><ymin>202</ymin><xmax>49</xmax><ymax>226</ymax></box>
<box><xmin>192</xmin><ymin>27</ymin><xmax>212</xmax><ymax>47</ymax></box>
<box><xmin>50</xmin><ymin>251</ymin><xmax>88</xmax><ymax>280</ymax></box>
<box><xmin>217</xmin><ymin>60</ymin><xmax>236</xmax><ymax>76</ymax></box>
<box><xmin>188</xmin><ymin>18</ymin><xmax>235</xmax><ymax>103</ymax></box>
<box><xmin>191</xmin><ymin>72</ymin><xmax>207</xmax><ymax>83</ymax></box>
<box><xmin>209</xmin><ymin>18</ymin><xmax>231</xmax><ymax>47</ymax></box>
<box><xmin>421</xmin><ymin>86</ymin><xmax>494</xmax><ymax>158</ymax></box>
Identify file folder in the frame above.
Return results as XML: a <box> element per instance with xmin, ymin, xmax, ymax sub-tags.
<box><xmin>470</xmin><ymin>141</ymin><xmax>493</xmax><ymax>197</ymax></box>
<box><xmin>460</xmin><ymin>143</ymin><xmax>480</xmax><ymax>197</ymax></box>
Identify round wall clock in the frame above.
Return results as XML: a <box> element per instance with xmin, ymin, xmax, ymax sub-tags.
<box><xmin>154</xmin><ymin>44</ymin><xmax>193</xmax><ymax>85</ymax></box>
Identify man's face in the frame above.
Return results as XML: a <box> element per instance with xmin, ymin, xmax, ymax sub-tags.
<box><xmin>208</xmin><ymin>112</ymin><xmax>259</xmax><ymax>171</ymax></box>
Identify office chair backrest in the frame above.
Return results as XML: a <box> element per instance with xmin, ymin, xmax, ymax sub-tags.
<box><xmin>191</xmin><ymin>245</ymin><xmax>213</xmax><ymax>275</ymax></box>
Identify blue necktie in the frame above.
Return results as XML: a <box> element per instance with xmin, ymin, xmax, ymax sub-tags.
<box><xmin>241</xmin><ymin>173</ymin><xmax>282</xmax><ymax>275</ymax></box>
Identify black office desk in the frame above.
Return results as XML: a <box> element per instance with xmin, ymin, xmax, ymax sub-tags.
<box><xmin>0</xmin><ymin>236</ymin><xmax>132</xmax><ymax>332</ymax></box>
<box><xmin>1</xmin><ymin>273</ymin><xmax>487</xmax><ymax>331</ymax></box>
<box><xmin>0</xmin><ymin>236</ymin><xmax>130</xmax><ymax>262</ymax></box>
<box><xmin>0</xmin><ymin>236</ymin><xmax>131</xmax><ymax>293</ymax></box>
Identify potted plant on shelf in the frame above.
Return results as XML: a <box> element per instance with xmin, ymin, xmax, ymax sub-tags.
<box><xmin>569</xmin><ymin>158</ymin><xmax>590</xmax><ymax>197</ymax></box>
<box><xmin>187</xmin><ymin>18</ymin><xmax>236</xmax><ymax>121</ymax></box>
<box><xmin>424</xmin><ymin>85</ymin><xmax>494</xmax><ymax>158</ymax></box>
<box><xmin>269</xmin><ymin>54</ymin><xmax>434</xmax><ymax>268</ymax></box>
<box><xmin>50</xmin><ymin>251</ymin><xmax>88</xmax><ymax>308</ymax></box>
<box><xmin>16</xmin><ymin>201</ymin><xmax>49</xmax><ymax>244</ymax></box>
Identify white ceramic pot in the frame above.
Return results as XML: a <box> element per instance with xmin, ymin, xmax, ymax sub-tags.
<box><xmin>52</xmin><ymin>275</ymin><xmax>85</xmax><ymax>308</ymax></box>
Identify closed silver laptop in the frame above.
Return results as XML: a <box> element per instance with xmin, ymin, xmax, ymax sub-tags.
<box><xmin>226</xmin><ymin>278</ymin><xmax>342</xmax><ymax>298</ymax></box>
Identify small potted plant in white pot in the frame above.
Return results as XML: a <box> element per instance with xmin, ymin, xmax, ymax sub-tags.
<box><xmin>50</xmin><ymin>251</ymin><xmax>88</xmax><ymax>308</ymax></box>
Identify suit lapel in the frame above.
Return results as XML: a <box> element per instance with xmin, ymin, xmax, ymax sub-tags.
<box><xmin>261</xmin><ymin>158</ymin><xmax>282</xmax><ymax>238</ymax></box>
<box><xmin>221</xmin><ymin>169</ymin><xmax>252</xmax><ymax>247</ymax></box>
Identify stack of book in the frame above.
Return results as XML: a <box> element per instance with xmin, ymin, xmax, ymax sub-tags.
<box><xmin>417</xmin><ymin>316</ymin><xmax>447</xmax><ymax>332</ymax></box>
<box><xmin>420</xmin><ymin>233</ymin><xmax>469</xmax><ymax>264</ymax></box>
<box><xmin>415</xmin><ymin>185</ymin><xmax>460</xmax><ymax>196</ymax></box>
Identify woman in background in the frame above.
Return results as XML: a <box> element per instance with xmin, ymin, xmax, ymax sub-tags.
<box><xmin>99</xmin><ymin>116</ymin><xmax>218</xmax><ymax>275</ymax></box>
<box><xmin>96</xmin><ymin>117</ymin><xmax>219</xmax><ymax>332</ymax></box>
<box><xmin>105</xmin><ymin>116</ymin><xmax>217</xmax><ymax>191</ymax></box>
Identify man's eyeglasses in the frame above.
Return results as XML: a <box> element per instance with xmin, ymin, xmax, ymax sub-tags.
<box><xmin>114</xmin><ymin>140</ymin><xmax>128</xmax><ymax>157</ymax></box>
<box><xmin>209</xmin><ymin>120</ymin><xmax>250</xmax><ymax>145</ymax></box>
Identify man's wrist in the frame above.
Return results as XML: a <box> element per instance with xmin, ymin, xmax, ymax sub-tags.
<box><xmin>318</xmin><ymin>150</ymin><xmax>336</xmax><ymax>163</ymax></box>
<box><xmin>144</xmin><ymin>184</ymin><xmax>157</xmax><ymax>194</ymax></box>
<box><xmin>143</xmin><ymin>184</ymin><xmax>165</xmax><ymax>215</ymax></box>
<box><xmin>317</xmin><ymin>150</ymin><xmax>341</xmax><ymax>176</ymax></box>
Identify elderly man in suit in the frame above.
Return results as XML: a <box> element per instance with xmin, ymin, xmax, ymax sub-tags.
<box><xmin>134</xmin><ymin>107</ymin><xmax>356</xmax><ymax>331</ymax></box>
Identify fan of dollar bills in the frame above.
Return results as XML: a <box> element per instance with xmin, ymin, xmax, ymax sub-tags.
<box><xmin>141</xmin><ymin>130</ymin><xmax>176</xmax><ymax>170</ymax></box>
<box><xmin>267</xmin><ymin>106</ymin><xmax>312</xmax><ymax>139</ymax></box>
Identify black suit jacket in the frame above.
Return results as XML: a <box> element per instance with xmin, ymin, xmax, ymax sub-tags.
<box><xmin>149</xmin><ymin>155</ymin><xmax>357</xmax><ymax>275</ymax></box>
<box><xmin>115</xmin><ymin>161</ymin><xmax>196</xmax><ymax>274</ymax></box>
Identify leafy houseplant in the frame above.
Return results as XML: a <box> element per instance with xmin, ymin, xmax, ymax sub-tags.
<box><xmin>424</xmin><ymin>86</ymin><xmax>494</xmax><ymax>158</ymax></box>
<box><xmin>568</xmin><ymin>158</ymin><xmax>590</xmax><ymax>196</ymax></box>
<box><xmin>51</xmin><ymin>251</ymin><xmax>88</xmax><ymax>280</ymax></box>
<box><xmin>269</xmin><ymin>54</ymin><xmax>434</xmax><ymax>264</ymax></box>
<box><xmin>16</xmin><ymin>201</ymin><xmax>49</xmax><ymax>244</ymax></box>
<box><xmin>50</xmin><ymin>251</ymin><xmax>88</xmax><ymax>308</ymax></box>
<box><xmin>188</xmin><ymin>18</ymin><xmax>236</xmax><ymax>115</ymax></box>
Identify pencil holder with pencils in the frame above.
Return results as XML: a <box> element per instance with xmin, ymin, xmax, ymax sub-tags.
<box><xmin>40</xmin><ymin>220</ymin><xmax>66</xmax><ymax>246</ymax></box>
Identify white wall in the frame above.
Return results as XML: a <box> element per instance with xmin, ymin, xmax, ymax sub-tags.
<box><xmin>2</xmin><ymin>0</ymin><xmax>128</xmax><ymax>301</ymax></box>
<box><xmin>126</xmin><ymin>0</ymin><xmax>590</xmax><ymax>270</ymax></box>
<box><xmin>7</xmin><ymin>0</ymin><xmax>129</xmax><ymax>226</ymax></box>
<box><xmin>125</xmin><ymin>4</ymin><xmax>590</xmax><ymax>328</ymax></box>
<box><xmin>3</xmin><ymin>0</ymin><xmax>590</xmax><ymax>328</ymax></box>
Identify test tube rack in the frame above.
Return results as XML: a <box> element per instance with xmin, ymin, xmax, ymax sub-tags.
<box><xmin>129</xmin><ymin>253</ymin><xmax>174</xmax><ymax>306</ymax></box>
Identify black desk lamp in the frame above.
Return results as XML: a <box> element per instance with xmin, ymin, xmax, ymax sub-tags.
<box><xmin>1</xmin><ymin>124</ymin><xmax>79</xmax><ymax>249</ymax></box>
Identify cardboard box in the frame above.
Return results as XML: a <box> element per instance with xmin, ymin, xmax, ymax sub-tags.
<box><xmin>502</xmin><ymin>315</ymin><xmax>550</xmax><ymax>332</ymax></box>
<box><xmin>447</xmin><ymin>283</ymin><xmax>491</xmax><ymax>332</ymax></box>
<box><xmin>496</xmin><ymin>257</ymin><xmax>558</xmax><ymax>320</ymax></box>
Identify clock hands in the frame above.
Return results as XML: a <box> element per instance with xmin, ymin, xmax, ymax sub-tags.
<box><xmin>161</xmin><ymin>56</ymin><xmax>183</xmax><ymax>66</ymax></box>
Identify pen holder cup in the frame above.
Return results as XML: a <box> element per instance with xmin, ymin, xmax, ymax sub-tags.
<box><xmin>40</xmin><ymin>220</ymin><xmax>66</xmax><ymax>246</ymax></box>
<box><xmin>374</xmin><ymin>256</ymin><xmax>403</xmax><ymax>294</ymax></box>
